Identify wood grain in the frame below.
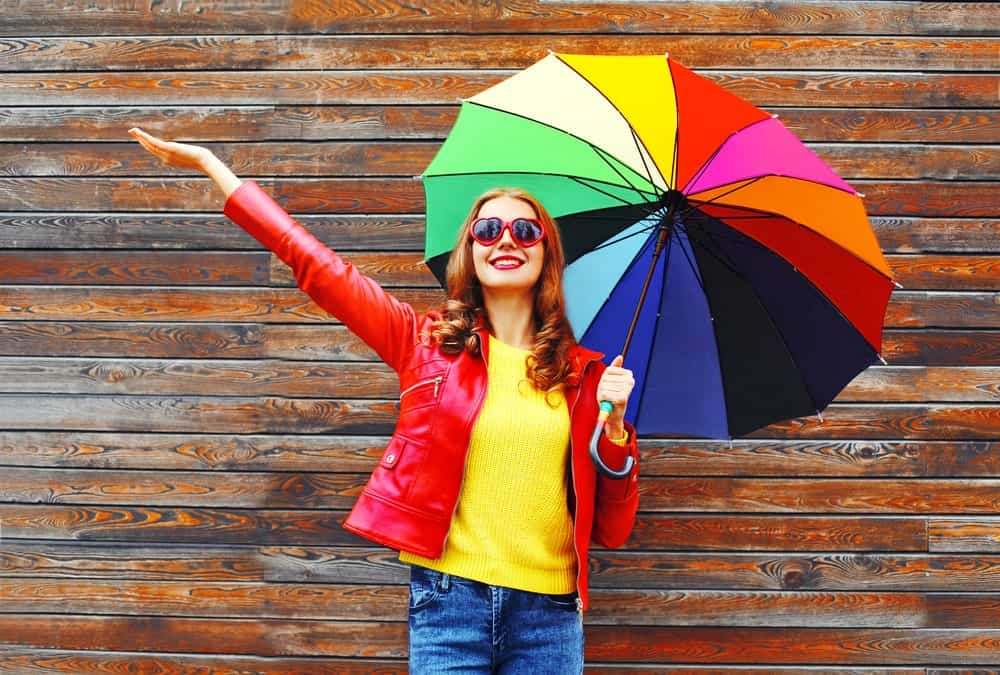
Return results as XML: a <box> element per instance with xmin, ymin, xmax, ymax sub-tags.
<box><xmin>4</xmin><ymin>142</ymin><xmax>995</xmax><ymax>180</ymax></box>
<box><xmin>0</xmin><ymin>72</ymin><xmax>994</xmax><ymax>107</ymax></box>
<box><xmin>0</xmin><ymin>0</ymin><xmax>994</xmax><ymax>36</ymax></box>
<box><xmin>3</xmin><ymin>106</ymin><xmax>995</xmax><ymax>143</ymax></box>
<box><xmin>3</xmin><ymin>36</ymin><xmax>994</xmax><ymax>71</ymax></box>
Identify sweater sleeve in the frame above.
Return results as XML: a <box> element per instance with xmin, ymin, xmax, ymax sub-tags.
<box><xmin>223</xmin><ymin>180</ymin><xmax>418</xmax><ymax>373</ymax></box>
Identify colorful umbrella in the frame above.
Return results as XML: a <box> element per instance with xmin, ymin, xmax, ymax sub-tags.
<box><xmin>421</xmin><ymin>52</ymin><xmax>899</xmax><ymax>475</ymax></box>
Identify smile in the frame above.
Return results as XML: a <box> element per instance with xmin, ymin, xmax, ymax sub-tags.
<box><xmin>490</xmin><ymin>257</ymin><xmax>525</xmax><ymax>269</ymax></box>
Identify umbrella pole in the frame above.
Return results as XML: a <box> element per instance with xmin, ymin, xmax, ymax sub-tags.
<box><xmin>590</xmin><ymin>199</ymin><xmax>678</xmax><ymax>479</ymax></box>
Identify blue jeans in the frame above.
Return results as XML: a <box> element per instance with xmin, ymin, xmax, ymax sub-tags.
<box><xmin>407</xmin><ymin>564</ymin><xmax>584</xmax><ymax>674</ymax></box>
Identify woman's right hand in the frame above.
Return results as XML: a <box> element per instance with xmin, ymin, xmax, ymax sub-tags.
<box><xmin>128</xmin><ymin>127</ymin><xmax>213</xmax><ymax>172</ymax></box>
<box><xmin>128</xmin><ymin>127</ymin><xmax>243</xmax><ymax>198</ymax></box>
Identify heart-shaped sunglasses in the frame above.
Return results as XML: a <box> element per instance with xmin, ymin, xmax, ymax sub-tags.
<box><xmin>468</xmin><ymin>217</ymin><xmax>546</xmax><ymax>247</ymax></box>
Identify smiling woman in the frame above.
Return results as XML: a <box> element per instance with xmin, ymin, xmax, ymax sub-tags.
<box><xmin>126</xmin><ymin>127</ymin><xmax>640</xmax><ymax>674</ymax></box>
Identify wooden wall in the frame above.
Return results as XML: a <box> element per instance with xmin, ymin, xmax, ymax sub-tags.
<box><xmin>0</xmin><ymin>1</ymin><xmax>998</xmax><ymax>672</ymax></box>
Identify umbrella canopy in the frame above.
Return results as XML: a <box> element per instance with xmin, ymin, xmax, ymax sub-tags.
<box><xmin>421</xmin><ymin>52</ymin><xmax>898</xmax><ymax>441</ymax></box>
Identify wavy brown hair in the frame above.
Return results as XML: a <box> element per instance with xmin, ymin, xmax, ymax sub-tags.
<box><xmin>427</xmin><ymin>187</ymin><xmax>580</xmax><ymax>396</ymax></box>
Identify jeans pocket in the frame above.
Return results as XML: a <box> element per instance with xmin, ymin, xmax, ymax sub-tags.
<box><xmin>408</xmin><ymin>565</ymin><xmax>443</xmax><ymax>612</ymax></box>
<box><xmin>540</xmin><ymin>590</ymin><xmax>579</xmax><ymax>613</ymax></box>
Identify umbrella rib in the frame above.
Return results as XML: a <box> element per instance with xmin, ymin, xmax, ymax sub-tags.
<box><xmin>686</xmin><ymin>225</ymin><xmax>823</xmax><ymax>418</ymax></box>
<box><xmin>587</xmin><ymin>142</ymin><xmax>665</xmax><ymax>206</ymax></box>
<box><xmin>568</xmin><ymin>176</ymin><xmax>657</xmax><ymax>211</ymax></box>
<box><xmin>633</xmin><ymin>228</ymin><xmax>673</xmax><ymax>427</ymax></box>
<box><xmin>585</xmin><ymin>220</ymin><xmax>660</xmax><ymax>255</ymax></box>
<box><xmin>680</xmin><ymin>176</ymin><xmax>766</xmax><ymax>220</ymax></box>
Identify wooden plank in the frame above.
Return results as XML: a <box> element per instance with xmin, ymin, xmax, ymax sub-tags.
<box><xmin>0</xmin><ymin>614</ymin><xmax>405</xmax><ymax>657</ymax></box>
<box><xmin>0</xmin><ymin>504</ymin><xmax>366</xmax><ymax>545</ymax></box>
<box><xmin>0</xmin><ymin>323</ymin><xmax>996</xmax><ymax>367</ymax></box>
<box><xmin>4</xmin><ymin>107</ymin><xmax>995</xmax><ymax>144</ymax></box>
<box><xmin>1</xmin><ymin>394</ymin><xmax>998</xmax><ymax>438</ymax></box>
<box><xmin>635</xmin><ymin>478</ymin><xmax>1000</xmax><ymax>514</ymax></box>
<box><xmin>638</xmin><ymin>439</ymin><xmax>1000</xmax><ymax>478</ymax></box>
<box><xmin>0</xmin><ymin>467</ymin><xmax>371</xmax><ymax>509</ymax></box>
<box><xmin>6</xmin><ymin>468</ymin><xmax>1000</xmax><ymax>514</ymax></box>
<box><xmin>582</xmin><ymin>627</ymin><xmax>1000</xmax><ymax>664</ymax></box>
<box><xmin>5</xmin><ymin>142</ymin><xmax>995</xmax><ymax>180</ymax></box>
<box><xmin>3</xmin><ymin>35</ymin><xmax>993</xmax><ymax>72</ymax></box>
<box><xmin>0</xmin><ymin>322</ymin><xmax>381</xmax><ymax>361</ymax></box>
<box><xmin>0</xmin><ymin>287</ymin><xmax>448</xmax><ymax>322</ymax></box>
<box><xmin>884</xmin><ymin>329</ymin><xmax>1000</xmax><ymax>366</ymax></box>
<box><xmin>2</xmin><ymin>616</ymin><xmax>999</xmax><ymax>662</ymax></box>
<box><xmin>0</xmin><ymin>71</ymin><xmax>994</xmax><ymax>107</ymax></box>
<box><xmin>0</xmin><ymin>1</ymin><xmax>992</xmax><ymax>36</ymax></box>
<box><xmin>0</xmin><ymin>650</ymin><xmax>406</xmax><ymax>675</ymax></box>
<box><xmin>0</xmin><ymin>178</ymin><xmax>995</xmax><ymax>217</ymax></box>
<box><xmin>8</xmin><ymin>580</ymin><xmax>991</xmax><ymax>628</ymax></box>
<box><xmin>929</xmin><ymin>519</ymin><xmax>1000</xmax><ymax>553</ymax></box>
<box><xmin>0</xmin><ymin>213</ymin><xmax>425</xmax><ymax>250</ymax></box>
<box><xmin>0</xmin><ymin>250</ymin><xmax>437</xmax><ymax>287</ymax></box>
<box><xmin>2</xmin><ymin>431</ymin><xmax>997</xmax><ymax>477</ymax></box>
<box><xmin>6</xmin><ymin>540</ymin><xmax>1000</xmax><ymax>591</ymax></box>
<box><xmin>0</xmin><ymin>288</ymin><xmax>994</xmax><ymax>328</ymax></box>
<box><xmin>0</xmin><ymin>393</ymin><xmax>998</xmax><ymax>438</ymax></box>
<box><xmin>0</xmin><ymin>395</ymin><xmax>401</xmax><ymax>435</ymax></box>
<box><xmin>591</xmin><ymin>551</ymin><xmax>1000</xmax><ymax>592</ymax></box>
<box><xmin>1</xmin><ymin>215</ymin><xmax>996</xmax><ymax>253</ymax></box>
<box><xmin>0</xmin><ymin>541</ymin><xmax>406</xmax><ymax>583</ymax></box>
<box><xmin>0</xmin><ymin>505</ymin><xmax>925</xmax><ymax>549</ymax></box>
<box><xmin>1</xmin><ymin>358</ymin><xmax>999</xmax><ymax>403</ymax></box>
<box><xmin>0</xmin><ymin>358</ymin><xmax>400</xmax><ymax>397</ymax></box>
<box><xmin>3</xmin><ymin>249</ymin><xmax>999</xmax><ymax>290</ymax></box>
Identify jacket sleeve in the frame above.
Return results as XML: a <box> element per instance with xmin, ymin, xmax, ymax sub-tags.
<box><xmin>223</xmin><ymin>180</ymin><xmax>418</xmax><ymax>373</ymax></box>
<box><xmin>590</xmin><ymin>412</ymin><xmax>640</xmax><ymax>549</ymax></box>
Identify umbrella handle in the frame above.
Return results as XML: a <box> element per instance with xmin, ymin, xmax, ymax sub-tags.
<box><xmin>589</xmin><ymin>401</ymin><xmax>635</xmax><ymax>480</ymax></box>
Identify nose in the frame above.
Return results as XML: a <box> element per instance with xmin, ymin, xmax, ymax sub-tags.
<box><xmin>496</xmin><ymin>225</ymin><xmax>517</xmax><ymax>247</ymax></box>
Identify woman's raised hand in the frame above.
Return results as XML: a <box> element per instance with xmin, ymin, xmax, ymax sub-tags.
<box><xmin>128</xmin><ymin>127</ymin><xmax>213</xmax><ymax>171</ymax></box>
<box><xmin>128</xmin><ymin>127</ymin><xmax>243</xmax><ymax>199</ymax></box>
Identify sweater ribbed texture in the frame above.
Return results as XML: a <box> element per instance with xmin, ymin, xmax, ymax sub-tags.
<box><xmin>399</xmin><ymin>334</ymin><xmax>577</xmax><ymax>593</ymax></box>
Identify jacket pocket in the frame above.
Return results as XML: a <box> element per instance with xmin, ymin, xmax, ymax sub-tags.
<box><xmin>399</xmin><ymin>374</ymin><xmax>443</xmax><ymax>410</ymax></box>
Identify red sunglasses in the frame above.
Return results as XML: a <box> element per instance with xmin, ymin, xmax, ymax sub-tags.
<box><xmin>468</xmin><ymin>216</ymin><xmax>546</xmax><ymax>247</ymax></box>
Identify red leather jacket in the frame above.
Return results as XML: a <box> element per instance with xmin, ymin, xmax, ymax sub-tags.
<box><xmin>224</xmin><ymin>180</ymin><xmax>640</xmax><ymax>611</ymax></box>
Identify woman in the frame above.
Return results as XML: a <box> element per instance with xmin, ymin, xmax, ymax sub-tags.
<box><xmin>128</xmin><ymin>127</ymin><xmax>640</xmax><ymax>673</ymax></box>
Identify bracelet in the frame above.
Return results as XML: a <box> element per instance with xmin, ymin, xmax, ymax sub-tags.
<box><xmin>604</xmin><ymin>425</ymin><xmax>628</xmax><ymax>443</ymax></box>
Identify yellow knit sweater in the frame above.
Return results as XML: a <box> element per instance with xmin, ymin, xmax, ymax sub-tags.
<box><xmin>399</xmin><ymin>334</ymin><xmax>578</xmax><ymax>593</ymax></box>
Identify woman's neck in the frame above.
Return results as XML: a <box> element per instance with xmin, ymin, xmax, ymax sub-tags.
<box><xmin>482</xmin><ymin>287</ymin><xmax>535</xmax><ymax>350</ymax></box>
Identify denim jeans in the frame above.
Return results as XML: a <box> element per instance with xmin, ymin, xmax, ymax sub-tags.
<box><xmin>407</xmin><ymin>564</ymin><xmax>584</xmax><ymax>674</ymax></box>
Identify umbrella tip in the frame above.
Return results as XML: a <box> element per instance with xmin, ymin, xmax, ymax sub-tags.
<box><xmin>771</xmin><ymin>113</ymin><xmax>779</xmax><ymax>118</ymax></box>
<box><xmin>893</xmin><ymin>280</ymin><xmax>904</xmax><ymax>289</ymax></box>
<box><xmin>412</xmin><ymin>174</ymin><xmax>423</xmax><ymax>181</ymax></box>
<box><xmin>816</xmin><ymin>410</ymin><xmax>824</xmax><ymax>423</ymax></box>
<box><xmin>855</xmin><ymin>191</ymin><xmax>866</xmax><ymax>198</ymax></box>
<box><xmin>877</xmin><ymin>353</ymin><xmax>888</xmax><ymax>366</ymax></box>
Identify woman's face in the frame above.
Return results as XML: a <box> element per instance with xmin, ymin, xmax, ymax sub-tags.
<box><xmin>470</xmin><ymin>195</ymin><xmax>545</xmax><ymax>293</ymax></box>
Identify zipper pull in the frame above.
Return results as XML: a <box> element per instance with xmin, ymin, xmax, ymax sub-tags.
<box><xmin>434</xmin><ymin>376</ymin><xmax>442</xmax><ymax>398</ymax></box>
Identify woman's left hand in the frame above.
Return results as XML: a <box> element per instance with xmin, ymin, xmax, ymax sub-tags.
<box><xmin>596</xmin><ymin>354</ymin><xmax>635</xmax><ymax>430</ymax></box>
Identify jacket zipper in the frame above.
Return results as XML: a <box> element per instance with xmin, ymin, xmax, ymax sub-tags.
<box><xmin>399</xmin><ymin>375</ymin><xmax>442</xmax><ymax>401</ymax></box>
<box><xmin>569</xmin><ymin>355</ymin><xmax>600</xmax><ymax>614</ymax></box>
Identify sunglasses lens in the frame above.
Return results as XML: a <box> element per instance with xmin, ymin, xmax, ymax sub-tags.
<box><xmin>512</xmin><ymin>218</ymin><xmax>543</xmax><ymax>245</ymax></box>
<box><xmin>471</xmin><ymin>217</ymin><xmax>503</xmax><ymax>243</ymax></box>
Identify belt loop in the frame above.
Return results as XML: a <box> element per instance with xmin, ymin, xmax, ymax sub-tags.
<box><xmin>440</xmin><ymin>572</ymin><xmax>450</xmax><ymax>591</ymax></box>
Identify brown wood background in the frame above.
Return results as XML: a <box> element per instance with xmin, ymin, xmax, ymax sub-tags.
<box><xmin>0</xmin><ymin>1</ymin><xmax>998</xmax><ymax>672</ymax></box>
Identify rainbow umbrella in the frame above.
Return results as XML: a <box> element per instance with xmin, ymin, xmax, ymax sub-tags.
<box><xmin>421</xmin><ymin>52</ymin><xmax>899</xmax><ymax>477</ymax></box>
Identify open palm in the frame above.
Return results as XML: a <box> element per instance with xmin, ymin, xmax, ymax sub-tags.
<box><xmin>128</xmin><ymin>127</ymin><xmax>212</xmax><ymax>171</ymax></box>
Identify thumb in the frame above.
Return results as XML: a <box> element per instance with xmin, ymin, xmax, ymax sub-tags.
<box><xmin>610</xmin><ymin>354</ymin><xmax>624</xmax><ymax>368</ymax></box>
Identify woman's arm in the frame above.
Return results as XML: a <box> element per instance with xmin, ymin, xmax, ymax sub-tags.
<box><xmin>128</xmin><ymin>127</ymin><xmax>420</xmax><ymax>372</ymax></box>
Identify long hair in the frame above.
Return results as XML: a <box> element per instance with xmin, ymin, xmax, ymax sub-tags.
<box><xmin>427</xmin><ymin>187</ymin><xmax>580</xmax><ymax>396</ymax></box>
